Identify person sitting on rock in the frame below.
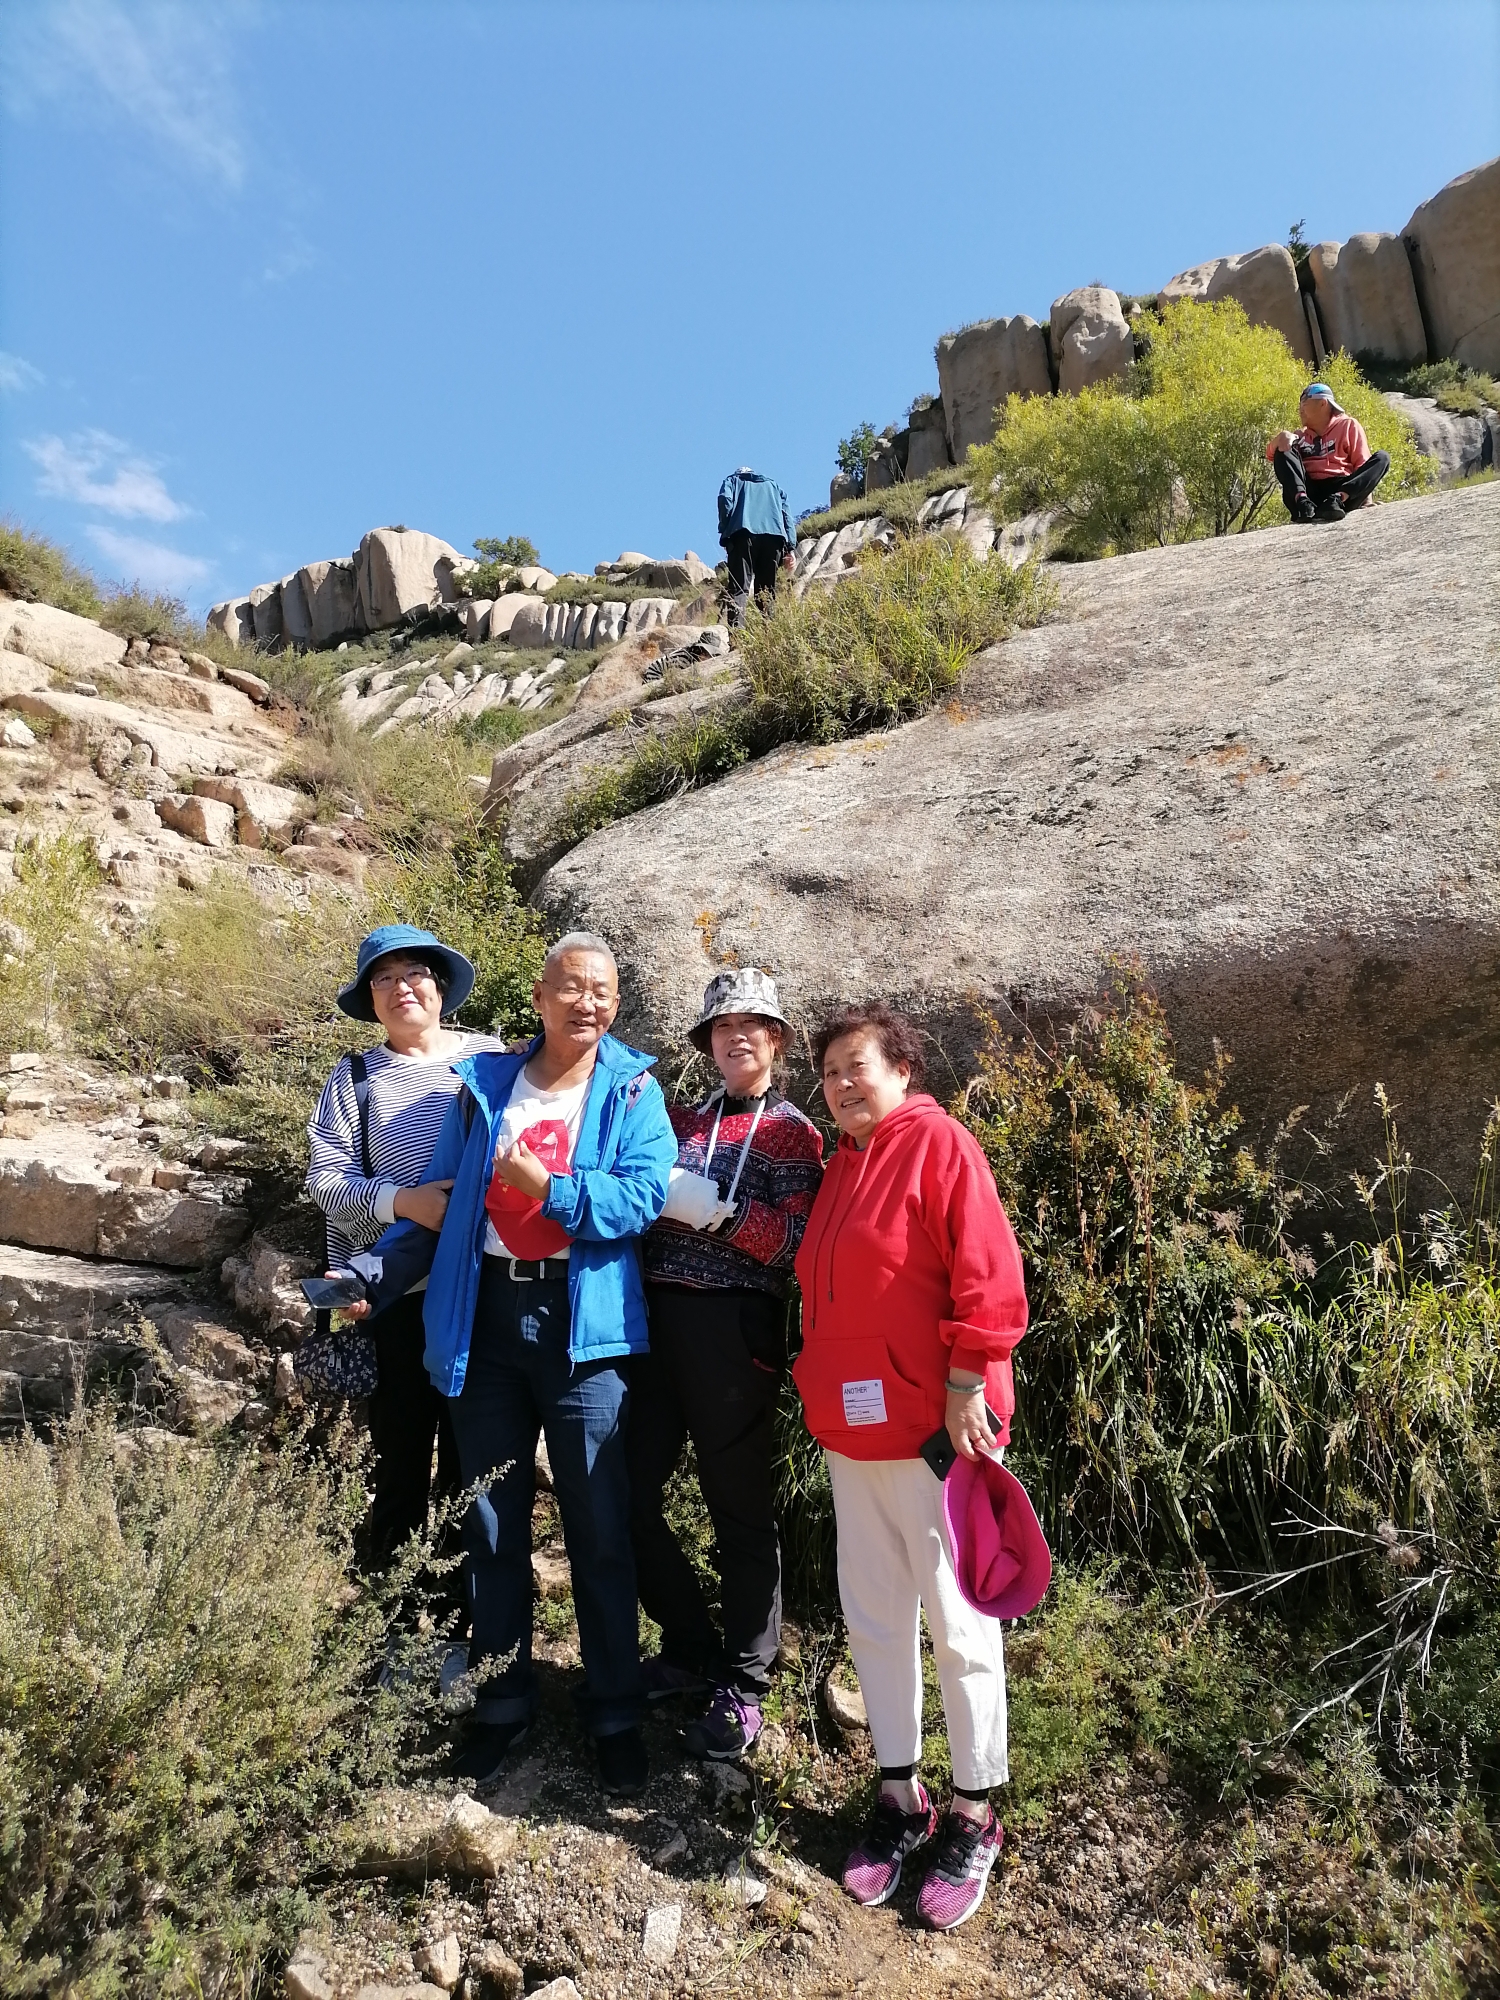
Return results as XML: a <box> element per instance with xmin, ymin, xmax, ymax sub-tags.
<box><xmin>333</xmin><ymin>932</ymin><xmax>676</xmax><ymax>1799</ymax></box>
<box><xmin>717</xmin><ymin>466</ymin><xmax>797</xmax><ymax>626</ymax></box>
<box><xmin>1266</xmin><ymin>383</ymin><xmax>1390</xmax><ymax>523</ymax></box>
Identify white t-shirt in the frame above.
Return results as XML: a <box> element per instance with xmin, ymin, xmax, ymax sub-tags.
<box><xmin>483</xmin><ymin>1062</ymin><xmax>593</xmax><ymax>1260</ymax></box>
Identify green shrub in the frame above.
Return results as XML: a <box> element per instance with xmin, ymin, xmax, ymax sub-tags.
<box><xmin>835</xmin><ymin>420</ymin><xmax>878</xmax><ymax>483</ymax></box>
<box><xmin>969</xmin><ymin>299</ymin><xmax>1434</xmax><ymax>557</ymax></box>
<box><xmin>958</xmin><ymin>968</ymin><xmax>1297</xmax><ymax>1566</ymax></box>
<box><xmin>0</xmin><ymin>521</ymin><xmax>103</xmax><ymax>619</ymax></box>
<box><xmin>552</xmin><ymin>536</ymin><xmax>1056</xmax><ymax>846</ymax></box>
<box><xmin>371</xmin><ymin>837</ymin><xmax>547</xmax><ymax>1034</ymax></box>
<box><xmin>0</xmin><ymin>831</ymin><xmax>105</xmax><ymax>1046</ymax></box>
<box><xmin>542</xmin><ymin>573</ymin><xmax>706</xmax><ymax>609</ymax></box>
<box><xmin>279</xmin><ymin>711</ymin><xmax>495</xmax><ymax>856</ymax></box>
<box><xmin>0</xmin><ymin>1409</ymin><xmax>415</xmax><ymax>1994</ymax></box>
<box><xmin>1368</xmin><ymin>355</ymin><xmax>1500</xmax><ymax>418</ymax></box>
<box><xmin>455</xmin><ymin>534</ymin><xmax>539</xmax><ymax>599</ymax></box>
<box><xmin>98</xmin><ymin>587</ymin><xmax>197</xmax><ymax>646</ymax></box>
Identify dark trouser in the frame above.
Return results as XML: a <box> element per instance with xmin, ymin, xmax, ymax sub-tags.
<box><xmin>724</xmin><ymin>530</ymin><xmax>788</xmax><ymax>627</ymax></box>
<box><xmin>1273</xmin><ymin>445</ymin><xmax>1390</xmax><ymax>515</ymax></box>
<box><xmin>367</xmin><ymin>1291</ymin><xmax>462</xmax><ymax>1568</ymax></box>
<box><xmin>446</xmin><ymin>1259</ymin><xmax>640</xmax><ymax>1737</ymax></box>
<box><xmin>627</xmin><ymin>1283</ymin><xmax>786</xmax><ymax>1698</ymax></box>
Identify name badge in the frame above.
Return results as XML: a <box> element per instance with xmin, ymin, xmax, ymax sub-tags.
<box><xmin>842</xmin><ymin>1378</ymin><xmax>888</xmax><ymax>1426</ymax></box>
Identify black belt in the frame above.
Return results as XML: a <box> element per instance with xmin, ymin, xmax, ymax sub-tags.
<box><xmin>492</xmin><ymin>1256</ymin><xmax>568</xmax><ymax>1283</ymax></box>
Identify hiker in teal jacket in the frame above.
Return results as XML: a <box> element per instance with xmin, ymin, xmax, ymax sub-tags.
<box><xmin>717</xmin><ymin>467</ymin><xmax>797</xmax><ymax>626</ymax></box>
<box><xmin>338</xmin><ymin>933</ymin><xmax>675</xmax><ymax>1798</ymax></box>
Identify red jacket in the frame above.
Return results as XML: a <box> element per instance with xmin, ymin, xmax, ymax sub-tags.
<box><xmin>792</xmin><ymin>1095</ymin><xmax>1028</xmax><ymax>1461</ymax></box>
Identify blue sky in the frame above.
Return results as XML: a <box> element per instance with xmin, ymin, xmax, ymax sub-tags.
<box><xmin>1</xmin><ymin>0</ymin><xmax>1496</xmax><ymax>615</ymax></box>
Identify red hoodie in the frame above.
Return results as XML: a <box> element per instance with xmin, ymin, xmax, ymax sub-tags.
<box><xmin>792</xmin><ymin>1095</ymin><xmax>1028</xmax><ymax>1461</ymax></box>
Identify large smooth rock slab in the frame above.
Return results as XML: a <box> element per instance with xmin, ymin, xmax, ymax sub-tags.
<box><xmin>1050</xmin><ymin>287</ymin><xmax>1133</xmax><ymax>394</ymax></box>
<box><xmin>537</xmin><ymin>485</ymin><xmax>1500</xmax><ymax>1206</ymax></box>
<box><xmin>1308</xmin><ymin>233</ymin><xmax>1426</xmax><ymax>365</ymax></box>
<box><xmin>1161</xmin><ymin>242</ymin><xmax>1315</xmax><ymax>365</ymax></box>
<box><xmin>299</xmin><ymin>559</ymin><xmax>361</xmax><ymax>648</ymax></box>
<box><xmin>1</xmin><ymin>688</ymin><xmax>286</xmax><ymax>777</ymax></box>
<box><xmin>354</xmin><ymin>529</ymin><xmax>466</xmax><ymax>632</ymax></box>
<box><xmin>207</xmin><ymin>597</ymin><xmax>255</xmax><ymax>648</ymax></box>
<box><xmin>935</xmin><ymin>315</ymin><xmax>1053</xmax><ymax>461</ymax></box>
<box><xmin>250</xmin><ymin>580</ymin><xmax>284</xmax><ymax>647</ymax></box>
<box><xmin>280</xmin><ymin>571</ymin><xmax>313</xmax><ymax>649</ymax></box>
<box><xmin>1383</xmin><ymin>393</ymin><xmax>1496</xmax><ymax>484</ymax></box>
<box><xmin>1402</xmin><ymin>155</ymin><xmax>1500</xmax><ymax>372</ymax></box>
<box><xmin>0</xmin><ymin>599</ymin><xmax>127</xmax><ymax>677</ymax></box>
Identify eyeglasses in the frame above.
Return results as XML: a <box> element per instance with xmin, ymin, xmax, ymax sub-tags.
<box><xmin>545</xmin><ymin>980</ymin><xmax>616</xmax><ymax>1005</ymax></box>
<box><xmin>370</xmin><ymin>962</ymin><xmax>437</xmax><ymax>993</ymax></box>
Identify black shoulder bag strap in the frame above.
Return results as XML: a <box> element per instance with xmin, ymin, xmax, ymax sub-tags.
<box><xmin>317</xmin><ymin>1051</ymin><xmax>374</xmax><ymax>1339</ymax></box>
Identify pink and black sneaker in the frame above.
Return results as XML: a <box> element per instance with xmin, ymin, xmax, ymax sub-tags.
<box><xmin>916</xmin><ymin>1806</ymin><xmax>1004</xmax><ymax>1931</ymax></box>
<box><xmin>841</xmin><ymin>1785</ymin><xmax>939</xmax><ymax>1907</ymax></box>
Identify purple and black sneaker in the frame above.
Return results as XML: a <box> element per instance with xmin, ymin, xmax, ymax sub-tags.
<box><xmin>841</xmin><ymin>1785</ymin><xmax>938</xmax><ymax>1907</ymax></box>
<box><xmin>683</xmin><ymin>1685</ymin><xmax>762</xmax><ymax>1761</ymax></box>
<box><xmin>916</xmin><ymin>1806</ymin><xmax>1004</xmax><ymax>1931</ymax></box>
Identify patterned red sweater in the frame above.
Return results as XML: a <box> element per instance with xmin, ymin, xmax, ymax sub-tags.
<box><xmin>644</xmin><ymin>1091</ymin><xmax>825</xmax><ymax>1298</ymax></box>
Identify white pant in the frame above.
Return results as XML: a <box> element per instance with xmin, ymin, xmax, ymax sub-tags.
<box><xmin>828</xmin><ymin>1451</ymin><xmax>1009</xmax><ymax>1790</ymax></box>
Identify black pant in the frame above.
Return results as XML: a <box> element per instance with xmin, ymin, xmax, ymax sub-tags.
<box><xmin>1273</xmin><ymin>445</ymin><xmax>1390</xmax><ymax>516</ymax></box>
<box><xmin>368</xmin><ymin>1291</ymin><xmax>462</xmax><ymax>1569</ymax></box>
<box><xmin>627</xmin><ymin>1284</ymin><xmax>786</xmax><ymax>1697</ymax></box>
<box><xmin>724</xmin><ymin>531</ymin><xmax>787</xmax><ymax>627</ymax></box>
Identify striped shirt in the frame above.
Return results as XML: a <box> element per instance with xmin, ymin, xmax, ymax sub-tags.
<box><xmin>306</xmin><ymin>1033</ymin><xmax>509</xmax><ymax>1268</ymax></box>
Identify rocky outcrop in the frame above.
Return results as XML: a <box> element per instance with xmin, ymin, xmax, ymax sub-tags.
<box><xmin>905</xmin><ymin>398</ymin><xmax>953</xmax><ymax>478</ymax></box>
<box><xmin>536</xmin><ymin>484</ymin><xmax>1500</xmax><ymax>1209</ymax></box>
<box><xmin>354</xmin><ymin>528</ymin><xmax>467</xmax><ymax>632</ymax></box>
<box><xmin>1050</xmin><ymin>287</ymin><xmax>1134</xmax><ymax>394</ymax></box>
<box><xmin>207</xmin><ymin>596</ymin><xmax>255</xmax><ymax>647</ymax></box>
<box><xmin>1382</xmin><ymin>393</ymin><xmax>1497</xmax><ymax>484</ymax></box>
<box><xmin>1160</xmin><ymin>243</ymin><xmax>1315</xmax><ymax>365</ymax></box>
<box><xmin>0</xmin><ymin>1130</ymin><xmax>251</xmax><ymax>1266</ymax></box>
<box><xmin>935</xmin><ymin>315</ymin><xmax>1052</xmax><ymax>461</ymax></box>
<box><xmin>0</xmin><ymin>599</ymin><xmax>127</xmax><ymax>678</ymax></box>
<box><xmin>299</xmin><ymin>559</ymin><xmax>360</xmax><ymax>648</ymax></box>
<box><xmin>1402</xmin><ymin>154</ymin><xmax>1500</xmax><ymax>373</ymax></box>
<box><xmin>1307</xmin><ymin>233</ymin><xmax>1426</xmax><ymax>366</ymax></box>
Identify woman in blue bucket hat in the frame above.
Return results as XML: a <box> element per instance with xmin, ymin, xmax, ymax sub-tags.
<box><xmin>305</xmin><ymin>925</ymin><xmax>510</xmax><ymax>1568</ymax></box>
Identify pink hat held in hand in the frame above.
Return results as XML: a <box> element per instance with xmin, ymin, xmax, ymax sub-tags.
<box><xmin>942</xmin><ymin>1454</ymin><xmax>1052</xmax><ymax>1620</ymax></box>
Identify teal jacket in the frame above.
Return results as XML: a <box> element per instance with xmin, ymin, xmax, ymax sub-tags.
<box><xmin>717</xmin><ymin>469</ymin><xmax>796</xmax><ymax>546</ymax></box>
<box><xmin>346</xmin><ymin>1034</ymin><xmax>676</xmax><ymax>1395</ymax></box>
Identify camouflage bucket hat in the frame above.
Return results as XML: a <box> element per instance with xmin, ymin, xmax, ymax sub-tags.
<box><xmin>688</xmin><ymin>967</ymin><xmax>791</xmax><ymax>1053</ymax></box>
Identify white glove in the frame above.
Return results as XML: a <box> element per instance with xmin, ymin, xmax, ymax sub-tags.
<box><xmin>661</xmin><ymin>1168</ymin><xmax>726</xmax><ymax>1231</ymax></box>
<box><xmin>702</xmin><ymin>1197</ymin><xmax>739</xmax><ymax>1233</ymax></box>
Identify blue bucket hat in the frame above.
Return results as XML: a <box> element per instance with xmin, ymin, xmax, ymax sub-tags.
<box><xmin>337</xmin><ymin>924</ymin><xmax>476</xmax><ymax>1022</ymax></box>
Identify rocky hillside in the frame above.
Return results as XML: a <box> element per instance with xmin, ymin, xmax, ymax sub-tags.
<box><xmin>537</xmin><ymin>481</ymin><xmax>1500</xmax><ymax>1206</ymax></box>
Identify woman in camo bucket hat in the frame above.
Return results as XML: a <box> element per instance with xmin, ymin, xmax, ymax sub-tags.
<box><xmin>627</xmin><ymin>968</ymin><xmax>824</xmax><ymax>1760</ymax></box>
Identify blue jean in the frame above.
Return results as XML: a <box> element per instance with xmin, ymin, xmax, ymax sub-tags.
<box><xmin>447</xmin><ymin>1259</ymin><xmax>641</xmax><ymax>1737</ymax></box>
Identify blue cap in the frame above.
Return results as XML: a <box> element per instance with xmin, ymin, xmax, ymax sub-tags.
<box><xmin>336</xmin><ymin>924</ymin><xmax>476</xmax><ymax>1022</ymax></box>
<box><xmin>1302</xmin><ymin>382</ymin><xmax>1335</xmax><ymax>400</ymax></box>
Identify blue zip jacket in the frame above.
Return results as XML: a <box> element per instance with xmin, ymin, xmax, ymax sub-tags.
<box><xmin>717</xmin><ymin>469</ymin><xmax>795</xmax><ymax>547</ymax></box>
<box><xmin>344</xmin><ymin>1033</ymin><xmax>676</xmax><ymax>1395</ymax></box>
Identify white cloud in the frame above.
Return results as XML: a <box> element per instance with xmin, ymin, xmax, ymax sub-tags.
<box><xmin>0</xmin><ymin>353</ymin><xmax>44</xmax><ymax>394</ymax></box>
<box><xmin>88</xmin><ymin>526</ymin><xmax>210</xmax><ymax>594</ymax></box>
<box><xmin>3</xmin><ymin>1</ymin><xmax>252</xmax><ymax>189</ymax></box>
<box><xmin>24</xmin><ymin>430</ymin><xmax>187</xmax><ymax>523</ymax></box>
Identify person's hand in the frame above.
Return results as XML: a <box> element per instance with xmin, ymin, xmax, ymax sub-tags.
<box><xmin>782</xmin><ymin>551</ymin><xmax>796</xmax><ymax>571</ymax></box>
<box><xmin>1269</xmin><ymin>429</ymin><xmax>1296</xmax><ymax>455</ymax></box>
<box><xmin>392</xmin><ymin>1179</ymin><xmax>454</xmax><ymax>1232</ymax></box>
<box><xmin>945</xmin><ymin>1374</ymin><xmax>997</xmax><ymax>1461</ymax></box>
<box><xmin>323</xmin><ymin>1271</ymin><xmax>372</xmax><ymax>1321</ymax></box>
<box><xmin>495</xmin><ymin>1138</ymin><xmax>551</xmax><ymax>1201</ymax></box>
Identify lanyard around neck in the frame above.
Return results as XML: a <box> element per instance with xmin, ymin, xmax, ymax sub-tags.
<box><xmin>703</xmin><ymin>1091</ymin><xmax>768</xmax><ymax>1209</ymax></box>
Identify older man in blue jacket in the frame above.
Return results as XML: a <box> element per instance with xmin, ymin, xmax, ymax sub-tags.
<box><xmin>717</xmin><ymin>466</ymin><xmax>797</xmax><ymax>626</ymax></box>
<box><xmin>336</xmin><ymin>931</ymin><xmax>675</xmax><ymax>1796</ymax></box>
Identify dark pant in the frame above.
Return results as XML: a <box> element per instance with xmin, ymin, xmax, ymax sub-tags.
<box><xmin>446</xmin><ymin>1260</ymin><xmax>640</xmax><ymax>1737</ymax></box>
<box><xmin>627</xmin><ymin>1283</ymin><xmax>786</xmax><ymax>1698</ymax></box>
<box><xmin>1273</xmin><ymin>445</ymin><xmax>1390</xmax><ymax>516</ymax></box>
<box><xmin>724</xmin><ymin>531</ymin><xmax>788</xmax><ymax>627</ymax></box>
<box><xmin>368</xmin><ymin>1291</ymin><xmax>462</xmax><ymax>1569</ymax></box>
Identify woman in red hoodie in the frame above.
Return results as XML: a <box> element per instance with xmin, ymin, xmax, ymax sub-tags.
<box><xmin>793</xmin><ymin>1002</ymin><xmax>1027</xmax><ymax>1934</ymax></box>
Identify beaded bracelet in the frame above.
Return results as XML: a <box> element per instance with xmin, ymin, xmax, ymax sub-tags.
<box><xmin>945</xmin><ymin>1378</ymin><xmax>984</xmax><ymax>1396</ymax></box>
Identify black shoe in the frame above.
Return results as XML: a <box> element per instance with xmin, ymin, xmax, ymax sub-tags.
<box><xmin>597</xmin><ymin>1726</ymin><xmax>650</xmax><ymax>1797</ymax></box>
<box><xmin>451</xmin><ymin>1717</ymin><xmax>530</xmax><ymax>1787</ymax></box>
<box><xmin>1290</xmin><ymin>497</ymin><xmax>1316</xmax><ymax>524</ymax></box>
<box><xmin>1317</xmin><ymin>492</ymin><xmax>1347</xmax><ymax>523</ymax></box>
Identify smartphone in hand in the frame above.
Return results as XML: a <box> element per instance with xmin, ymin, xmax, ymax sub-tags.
<box><xmin>300</xmin><ymin>1274</ymin><xmax>367</xmax><ymax>1311</ymax></box>
<box><xmin>920</xmin><ymin>1406</ymin><xmax>1004</xmax><ymax>1480</ymax></box>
